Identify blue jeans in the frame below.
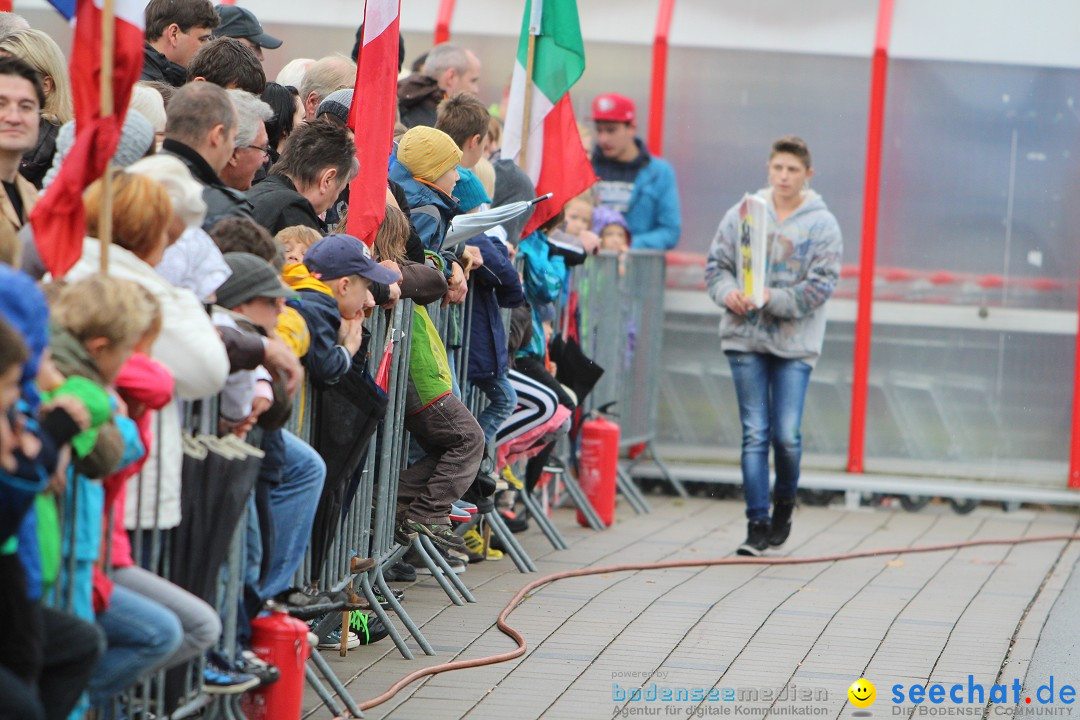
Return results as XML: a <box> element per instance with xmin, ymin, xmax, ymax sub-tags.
<box><xmin>447</xmin><ymin>350</ymin><xmax>462</xmax><ymax>399</ymax></box>
<box><xmin>472</xmin><ymin>373</ymin><xmax>518</xmax><ymax>444</ymax></box>
<box><xmin>259</xmin><ymin>430</ymin><xmax>326</xmax><ymax>599</ymax></box>
<box><xmin>726</xmin><ymin>351</ymin><xmax>812</xmax><ymax>521</ymax></box>
<box><xmin>89</xmin><ymin>585</ymin><xmax>183</xmax><ymax>706</ymax></box>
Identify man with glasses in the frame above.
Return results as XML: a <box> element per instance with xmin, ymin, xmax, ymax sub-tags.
<box><xmin>212</xmin><ymin>5</ymin><xmax>281</xmax><ymax>63</ymax></box>
<box><xmin>218</xmin><ymin>90</ymin><xmax>273</xmax><ymax>204</ymax></box>
<box><xmin>160</xmin><ymin>82</ymin><xmax>253</xmax><ymax>230</ymax></box>
<box><xmin>0</xmin><ymin>56</ymin><xmax>41</xmax><ymax>231</ymax></box>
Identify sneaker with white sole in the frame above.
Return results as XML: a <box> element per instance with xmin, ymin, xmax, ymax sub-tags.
<box><xmin>318</xmin><ymin>627</ymin><xmax>360</xmax><ymax>650</ymax></box>
<box><xmin>398</xmin><ymin>519</ymin><xmax>466</xmax><ymax>551</ymax></box>
<box><xmin>736</xmin><ymin>520</ymin><xmax>770</xmax><ymax>557</ymax></box>
<box><xmin>203</xmin><ymin>652</ymin><xmax>260</xmax><ymax>694</ymax></box>
<box><xmin>453</xmin><ymin>500</ymin><xmax>478</xmax><ymax>515</ymax></box>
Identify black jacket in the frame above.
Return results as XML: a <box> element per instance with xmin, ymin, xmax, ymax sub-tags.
<box><xmin>397</xmin><ymin>74</ymin><xmax>443</xmax><ymax>130</ymax></box>
<box><xmin>161</xmin><ymin>139</ymin><xmax>254</xmax><ymax>229</ymax></box>
<box><xmin>141</xmin><ymin>43</ymin><xmax>186</xmax><ymax>87</ymax></box>
<box><xmin>246</xmin><ymin>174</ymin><xmax>325</xmax><ymax>236</ymax></box>
<box><xmin>468</xmin><ymin>234</ymin><xmax>526</xmax><ymax>381</ymax></box>
<box><xmin>19</xmin><ymin>118</ymin><xmax>60</xmax><ymax>189</ymax></box>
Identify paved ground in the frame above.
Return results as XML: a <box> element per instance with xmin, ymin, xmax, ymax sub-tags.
<box><xmin>302</xmin><ymin>493</ymin><xmax>1080</xmax><ymax>720</ymax></box>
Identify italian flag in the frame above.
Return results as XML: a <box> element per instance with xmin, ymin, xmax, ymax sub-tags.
<box><xmin>502</xmin><ymin>0</ymin><xmax>597</xmax><ymax>238</ymax></box>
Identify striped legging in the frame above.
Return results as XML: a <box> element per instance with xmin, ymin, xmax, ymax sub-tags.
<box><xmin>495</xmin><ymin>369</ymin><xmax>560</xmax><ymax>446</ymax></box>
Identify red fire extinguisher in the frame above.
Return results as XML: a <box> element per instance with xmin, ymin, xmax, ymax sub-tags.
<box><xmin>241</xmin><ymin>612</ymin><xmax>311</xmax><ymax>720</ymax></box>
<box><xmin>577</xmin><ymin>411</ymin><xmax>620</xmax><ymax>527</ymax></box>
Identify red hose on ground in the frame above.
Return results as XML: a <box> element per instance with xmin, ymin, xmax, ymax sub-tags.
<box><xmin>357</xmin><ymin>533</ymin><xmax>1080</xmax><ymax>711</ymax></box>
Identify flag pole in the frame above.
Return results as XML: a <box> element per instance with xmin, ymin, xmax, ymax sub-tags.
<box><xmin>98</xmin><ymin>0</ymin><xmax>115</xmax><ymax>275</ymax></box>
<box><xmin>519</xmin><ymin>0</ymin><xmax>542</xmax><ymax>172</ymax></box>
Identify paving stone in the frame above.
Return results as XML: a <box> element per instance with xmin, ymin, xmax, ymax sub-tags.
<box><xmin>302</xmin><ymin>498</ymin><xmax>1078</xmax><ymax>720</ymax></box>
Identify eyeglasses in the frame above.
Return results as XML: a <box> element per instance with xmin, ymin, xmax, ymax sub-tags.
<box><xmin>244</xmin><ymin>144</ymin><xmax>272</xmax><ymax>158</ymax></box>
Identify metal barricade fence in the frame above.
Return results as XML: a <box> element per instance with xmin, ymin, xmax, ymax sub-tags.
<box><xmin>40</xmin><ymin>246</ymin><xmax>670</xmax><ymax>718</ymax></box>
<box><xmin>577</xmin><ymin>250</ymin><xmax>684</xmax><ymax>500</ymax></box>
<box><xmin>616</xmin><ymin>251</ymin><xmax>667</xmax><ymax>447</ymax></box>
<box><xmin>577</xmin><ymin>249</ymin><xmax>670</xmax><ymax>447</ymax></box>
<box><xmin>577</xmin><ymin>251</ymin><xmax>625</xmax><ymax>415</ymax></box>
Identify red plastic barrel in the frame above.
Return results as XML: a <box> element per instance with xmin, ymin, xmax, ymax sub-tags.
<box><xmin>241</xmin><ymin>613</ymin><xmax>311</xmax><ymax>720</ymax></box>
<box><xmin>577</xmin><ymin>416</ymin><xmax>619</xmax><ymax>527</ymax></box>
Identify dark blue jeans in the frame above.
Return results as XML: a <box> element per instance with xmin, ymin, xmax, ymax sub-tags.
<box><xmin>726</xmin><ymin>351</ymin><xmax>812</xmax><ymax>521</ymax></box>
<box><xmin>89</xmin><ymin>585</ymin><xmax>183</xmax><ymax>706</ymax></box>
<box><xmin>472</xmin><ymin>373</ymin><xmax>518</xmax><ymax>445</ymax></box>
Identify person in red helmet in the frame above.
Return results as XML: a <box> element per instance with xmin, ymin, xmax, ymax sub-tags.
<box><xmin>590</xmin><ymin>92</ymin><xmax>682</xmax><ymax>250</ymax></box>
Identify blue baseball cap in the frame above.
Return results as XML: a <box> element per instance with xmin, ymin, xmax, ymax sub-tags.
<box><xmin>303</xmin><ymin>234</ymin><xmax>402</xmax><ymax>285</ymax></box>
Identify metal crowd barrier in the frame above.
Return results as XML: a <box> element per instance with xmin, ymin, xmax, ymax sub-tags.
<box><xmin>41</xmin><ymin>245</ymin><xmax>676</xmax><ymax>719</ymax></box>
<box><xmin>576</xmin><ymin>250</ymin><xmax>687</xmax><ymax>499</ymax></box>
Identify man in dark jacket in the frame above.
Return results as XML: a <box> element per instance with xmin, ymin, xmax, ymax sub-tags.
<box><xmin>246</xmin><ymin>122</ymin><xmax>355</xmax><ymax>235</ymax></box>
<box><xmin>141</xmin><ymin>0</ymin><xmax>218</xmax><ymax>87</ymax></box>
<box><xmin>160</xmin><ymin>83</ymin><xmax>254</xmax><ymax>230</ymax></box>
<box><xmin>397</xmin><ymin>42</ymin><xmax>481</xmax><ymax>129</ymax></box>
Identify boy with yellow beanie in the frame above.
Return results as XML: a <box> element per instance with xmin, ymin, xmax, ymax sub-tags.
<box><xmin>390</xmin><ymin>125</ymin><xmax>463</xmax><ymax>253</ymax></box>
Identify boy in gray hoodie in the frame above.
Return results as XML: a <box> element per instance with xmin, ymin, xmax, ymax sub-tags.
<box><xmin>705</xmin><ymin>135</ymin><xmax>842</xmax><ymax>556</ymax></box>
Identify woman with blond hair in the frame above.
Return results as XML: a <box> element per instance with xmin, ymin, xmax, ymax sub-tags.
<box><xmin>0</xmin><ymin>29</ymin><xmax>73</xmax><ymax>187</ymax></box>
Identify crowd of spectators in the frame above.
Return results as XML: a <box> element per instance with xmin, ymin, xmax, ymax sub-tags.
<box><xmin>0</xmin><ymin>1</ymin><xmax>685</xmax><ymax>716</ymax></box>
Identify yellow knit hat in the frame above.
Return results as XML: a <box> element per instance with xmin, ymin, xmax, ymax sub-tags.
<box><xmin>397</xmin><ymin>126</ymin><xmax>463</xmax><ymax>183</ymax></box>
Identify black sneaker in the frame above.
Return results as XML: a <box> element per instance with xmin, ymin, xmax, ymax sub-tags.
<box><xmin>399</xmin><ymin>519</ymin><xmax>466</xmax><ymax>550</ymax></box>
<box><xmin>238</xmin><ymin>650</ymin><xmax>280</xmax><ymax>687</ymax></box>
<box><xmin>349</xmin><ymin>610</ymin><xmax>391</xmax><ymax>645</ymax></box>
<box><xmin>384</xmin><ymin>560</ymin><xmax>416</xmax><ymax>582</ymax></box>
<box><xmin>203</xmin><ymin>651</ymin><xmax>260</xmax><ymax>694</ymax></box>
<box><xmin>500</xmin><ymin>511</ymin><xmax>528</xmax><ymax>534</ymax></box>
<box><xmin>394</xmin><ymin>519</ymin><xmax>418</xmax><ymax>546</ymax></box>
<box><xmin>272</xmin><ymin>588</ymin><xmax>346</xmax><ymax>620</ymax></box>
<box><xmin>768</xmin><ymin>498</ymin><xmax>796</xmax><ymax>547</ymax></box>
<box><xmin>736</xmin><ymin>520</ymin><xmax>770</xmax><ymax>557</ymax></box>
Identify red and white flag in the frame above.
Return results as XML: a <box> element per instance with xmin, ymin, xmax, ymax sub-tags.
<box><xmin>345</xmin><ymin>0</ymin><xmax>401</xmax><ymax>247</ymax></box>
<box><xmin>31</xmin><ymin>0</ymin><xmax>144</xmax><ymax>277</ymax></box>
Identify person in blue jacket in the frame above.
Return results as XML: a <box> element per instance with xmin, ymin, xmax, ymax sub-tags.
<box><xmin>591</xmin><ymin>92</ymin><xmax>682</xmax><ymax>251</ymax></box>
<box><xmin>467</xmin><ymin>230</ymin><xmax>526</xmax><ymax>444</ymax></box>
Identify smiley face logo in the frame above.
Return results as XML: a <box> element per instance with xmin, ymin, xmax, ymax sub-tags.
<box><xmin>848</xmin><ymin>678</ymin><xmax>876</xmax><ymax>708</ymax></box>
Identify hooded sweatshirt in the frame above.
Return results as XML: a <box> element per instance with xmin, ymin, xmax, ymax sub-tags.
<box><xmin>397</xmin><ymin>74</ymin><xmax>444</xmax><ymax>129</ymax></box>
<box><xmin>284</xmin><ymin>263</ymin><xmax>352</xmax><ymax>385</ymax></box>
<box><xmin>705</xmin><ymin>188</ymin><xmax>842</xmax><ymax>366</ymax></box>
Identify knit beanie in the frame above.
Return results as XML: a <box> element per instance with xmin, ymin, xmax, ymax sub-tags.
<box><xmin>42</xmin><ymin>110</ymin><xmax>155</xmax><ymax>191</ymax></box>
<box><xmin>315</xmin><ymin>88</ymin><xmax>353</xmax><ymax>125</ymax></box>
<box><xmin>397</xmin><ymin>125</ymin><xmax>462</xmax><ymax>183</ymax></box>
<box><xmin>592</xmin><ymin>205</ymin><xmax>630</xmax><ymax>236</ymax></box>
<box><xmin>452</xmin><ymin>167</ymin><xmax>491</xmax><ymax>212</ymax></box>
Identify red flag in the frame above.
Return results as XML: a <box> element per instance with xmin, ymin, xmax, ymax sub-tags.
<box><xmin>30</xmin><ymin>0</ymin><xmax>144</xmax><ymax>277</ymax></box>
<box><xmin>345</xmin><ymin>0</ymin><xmax>402</xmax><ymax>247</ymax></box>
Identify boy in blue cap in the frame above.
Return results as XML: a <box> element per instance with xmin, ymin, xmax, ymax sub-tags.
<box><xmin>286</xmin><ymin>234</ymin><xmax>401</xmax><ymax>387</ymax></box>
